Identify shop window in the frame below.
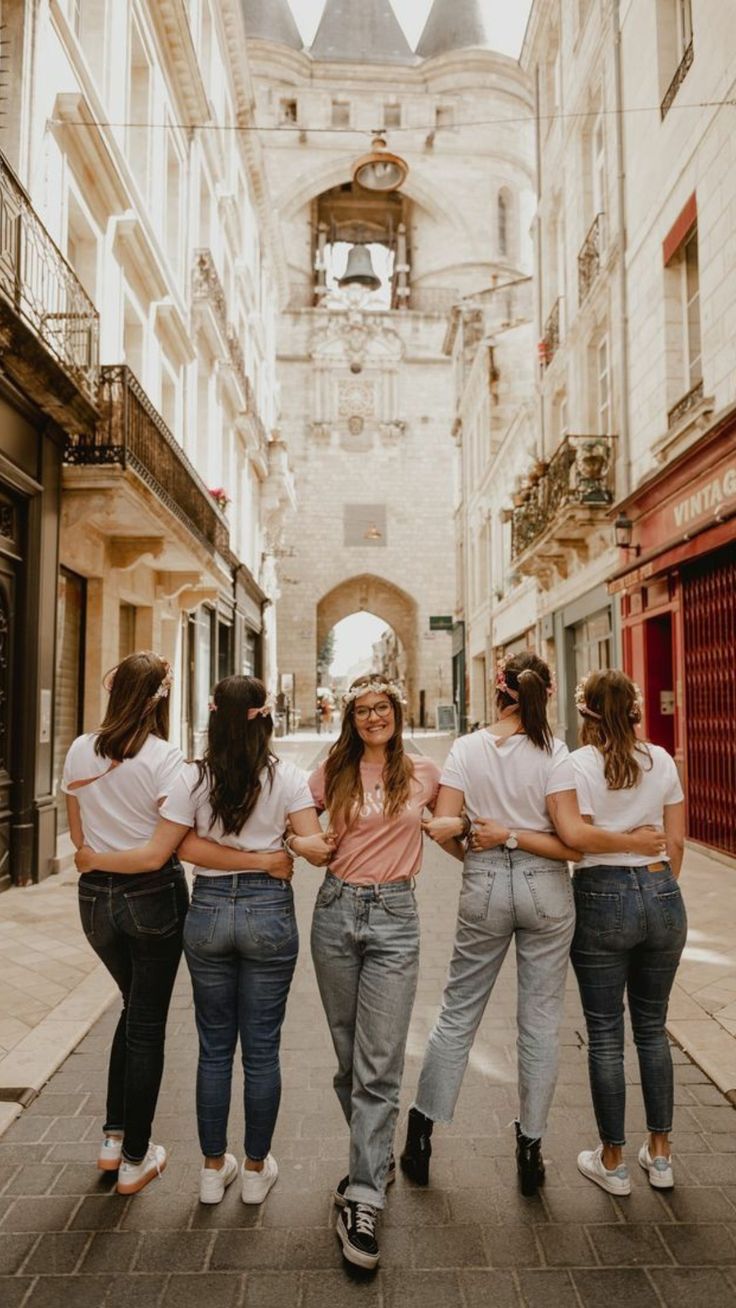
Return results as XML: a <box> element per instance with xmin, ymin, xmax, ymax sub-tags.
<box><xmin>657</xmin><ymin>0</ymin><xmax>694</xmax><ymax>118</ymax></box>
<box><xmin>331</xmin><ymin>100</ymin><xmax>350</xmax><ymax>129</ymax></box>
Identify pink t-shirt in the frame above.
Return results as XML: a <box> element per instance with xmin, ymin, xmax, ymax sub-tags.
<box><xmin>309</xmin><ymin>756</ymin><xmax>441</xmax><ymax>885</ymax></box>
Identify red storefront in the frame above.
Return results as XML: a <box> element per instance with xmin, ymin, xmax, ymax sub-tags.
<box><xmin>610</xmin><ymin>410</ymin><xmax>736</xmax><ymax>859</ymax></box>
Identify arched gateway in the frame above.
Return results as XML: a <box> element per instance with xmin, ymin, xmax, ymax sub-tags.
<box><xmin>317</xmin><ymin>575</ymin><xmax>418</xmax><ymax>710</ymax></box>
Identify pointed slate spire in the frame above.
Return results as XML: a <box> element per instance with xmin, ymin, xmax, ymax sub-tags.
<box><xmin>310</xmin><ymin>0</ymin><xmax>414</xmax><ymax>65</ymax></box>
<box><xmin>242</xmin><ymin>0</ymin><xmax>303</xmax><ymax>51</ymax></box>
<box><xmin>416</xmin><ymin>0</ymin><xmax>492</xmax><ymax>59</ymax></box>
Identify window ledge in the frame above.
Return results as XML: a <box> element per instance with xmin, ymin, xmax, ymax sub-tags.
<box><xmin>653</xmin><ymin>385</ymin><xmax>714</xmax><ymax>465</ymax></box>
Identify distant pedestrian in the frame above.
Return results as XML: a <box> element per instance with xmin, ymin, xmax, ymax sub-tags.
<box><xmin>308</xmin><ymin>674</ymin><xmax>443</xmax><ymax>1270</ymax></box>
<box><xmin>408</xmin><ymin>651</ymin><xmax>668</xmax><ymax>1198</ymax></box>
<box><xmin>570</xmin><ymin>670</ymin><xmax>686</xmax><ymax>1196</ymax></box>
<box><xmin>77</xmin><ymin>676</ymin><xmax>332</xmax><ymax>1207</ymax></box>
<box><xmin>64</xmin><ymin>651</ymin><xmax>188</xmax><ymax>1196</ymax></box>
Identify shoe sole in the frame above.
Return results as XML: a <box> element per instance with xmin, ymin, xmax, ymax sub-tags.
<box><xmin>336</xmin><ymin>1217</ymin><xmax>380</xmax><ymax>1270</ymax></box>
<box><xmin>577</xmin><ymin>1159</ymin><xmax>630</xmax><ymax>1196</ymax></box>
<box><xmin>334</xmin><ymin>1168</ymin><xmax>395</xmax><ymax>1208</ymax></box>
<box><xmin>97</xmin><ymin>1157</ymin><xmax>122</xmax><ymax>1172</ymax></box>
<box><xmin>116</xmin><ymin>1156</ymin><xmax>167</xmax><ymax>1195</ymax></box>
<box><xmin>638</xmin><ymin>1157</ymin><xmax>673</xmax><ymax>1189</ymax></box>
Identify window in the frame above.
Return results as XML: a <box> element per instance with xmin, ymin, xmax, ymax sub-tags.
<box><xmin>497</xmin><ymin>189</ymin><xmax>509</xmax><ymax>259</ymax></box>
<box><xmin>683</xmin><ymin>226</ymin><xmax>701</xmax><ymax>388</ymax></box>
<box><xmin>657</xmin><ymin>0</ymin><xmax>694</xmax><ymax>117</ymax></box>
<box><xmin>331</xmin><ymin>100</ymin><xmax>350</xmax><ymax>129</ymax></box>
<box><xmin>596</xmin><ymin>334</ymin><xmax>610</xmax><ymax>435</ymax></box>
<box><xmin>165</xmin><ymin>135</ymin><xmax>183</xmax><ymax>278</ymax></box>
<box><xmin>435</xmin><ymin>105</ymin><xmax>453</xmax><ymax>129</ymax></box>
<box><xmin>663</xmin><ymin>208</ymin><xmax>702</xmax><ymax>416</ymax></box>
<box><xmin>592</xmin><ymin>114</ymin><xmax>605</xmax><ymax>218</ymax></box>
<box><xmin>123</xmin><ymin>299</ymin><xmax>144</xmax><ymax>379</ymax></box>
<box><xmin>383</xmin><ymin>102</ymin><xmax>401</xmax><ymax>129</ymax></box>
<box><xmin>71</xmin><ymin>0</ymin><xmax>107</xmax><ymax>88</ymax></box>
<box><xmin>279</xmin><ymin>98</ymin><xmax>297</xmax><ymax>124</ymax></box>
<box><xmin>127</xmin><ymin>22</ymin><xmax>151</xmax><ymax>198</ymax></box>
<box><xmin>119</xmin><ymin>604</ymin><xmax>137</xmax><ymax>660</ymax></box>
<box><xmin>66</xmin><ymin>193</ymin><xmax>97</xmax><ymax>302</ymax></box>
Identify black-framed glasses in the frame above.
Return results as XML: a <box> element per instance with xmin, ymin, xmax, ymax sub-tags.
<box><xmin>354</xmin><ymin>701</ymin><xmax>393</xmax><ymax>722</ymax></box>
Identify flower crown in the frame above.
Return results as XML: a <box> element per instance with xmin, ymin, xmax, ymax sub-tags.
<box><xmin>342</xmin><ymin>680</ymin><xmax>406</xmax><ymax>708</ymax></box>
<box><xmin>495</xmin><ymin>657</ymin><xmax>555</xmax><ymax>701</ymax></box>
<box><xmin>103</xmin><ymin>654</ymin><xmax>172</xmax><ymax>708</ymax></box>
<box><xmin>209</xmin><ymin>696</ymin><xmax>275</xmax><ymax>720</ymax></box>
<box><xmin>574</xmin><ymin>676</ymin><xmax>643</xmax><ymax>721</ymax></box>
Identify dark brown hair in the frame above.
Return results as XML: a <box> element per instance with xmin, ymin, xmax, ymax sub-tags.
<box><xmin>324</xmin><ymin>675</ymin><xmax>414</xmax><ymax>829</ymax></box>
<box><xmin>197</xmin><ymin>676</ymin><xmax>276</xmax><ymax>836</ymax></box>
<box><xmin>579</xmin><ymin>669</ymin><xmax>651</xmax><ymax>790</ymax></box>
<box><xmin>95</xmin><ymin>651</ymin><xmax>171</xmax><ymax>760</ymax></box>
<box><xmin>496</xmin><ymin>650</ymin><xmax>554</xmax><ymax>753</ymax></box>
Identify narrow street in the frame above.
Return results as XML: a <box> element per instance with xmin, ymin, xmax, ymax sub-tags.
<box><xmin>1</xmin><ymin>739</ymin><xmax>735</xmax><ymax>1308</ymax></box>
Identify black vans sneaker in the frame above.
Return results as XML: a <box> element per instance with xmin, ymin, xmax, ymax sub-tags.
<box><xmin>336</xmin><ymin>1200</ymin><xmax>380</xmax><ymax>1269</ymax></box>
<box><xmin>333</xmin><ymin>1155</ymin><xmax>395</xmax><ymax>1207</ymax></box>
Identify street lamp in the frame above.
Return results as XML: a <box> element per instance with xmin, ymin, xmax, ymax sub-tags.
<box><xmin>353</xmin><ymin>133</ymin><xmax>408</xmax><ymax>193</ymax></box>
<box><xmin>614</xmin><ymin>511</ymin><xmax>641</xmax><ymax>555</ymax></box>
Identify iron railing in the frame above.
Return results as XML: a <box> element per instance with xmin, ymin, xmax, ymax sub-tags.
<box><xmin>541</xmin><ymin>297</ymin><xmax>562</xmax><ymax>367</ymax></box>
<box><xmin>193</xmin><ymin>248</ymin><xmax>251</xmax><ymax>402</ymax></box>
<box><xmin>661</xmin><ymin>39</ymin><xmax>694</xmax><ymax>120</ymax></box>
<box><xmin>0</xmin><ymin>152</ymin><xmax>99</xmax><ymax>403</ymax></box>
<box><xmin>511</xmin><ymin>434</ymin><xmax>615</xmax><ymax>561</ymax></box>
<box><xmin>668</xmin><ymin>377</ymin><xmax>703</xmax><ymax>429</ymax></box>
<box><xmin>63</xmin><ymin>365</ymin><xmax>229</xmax><ymax>558</ymax></box>
<box><xmin>577</xmin><ymin>213</ymin><xmax>604</xmax><ymax>306</ymax></box>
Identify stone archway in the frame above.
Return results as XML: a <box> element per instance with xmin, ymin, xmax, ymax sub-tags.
<box><xmin>316</xmin><ymin>574</ymin><xmax>418</xmax><ymax>716</ymax></box>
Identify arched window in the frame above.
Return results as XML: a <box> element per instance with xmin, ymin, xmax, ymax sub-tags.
<box><xmin>498</xmin><ymin>189</ymin><xmax>511</xmax><ymax>258</ymax></box>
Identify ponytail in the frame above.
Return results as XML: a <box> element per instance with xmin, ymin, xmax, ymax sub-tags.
<box><xmin>496</xmin><ymin>650</ymin><xmax>554</xmax><ymax>753</ymax></box>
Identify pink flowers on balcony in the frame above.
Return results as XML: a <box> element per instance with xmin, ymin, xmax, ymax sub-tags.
<box><xmin>209</xmin><ymin>487</ymin><xmax>231</xmax><ymax>511</ymax></box>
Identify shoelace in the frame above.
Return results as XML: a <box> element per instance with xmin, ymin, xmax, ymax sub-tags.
<box><xmin>353</xmin><ymin>1203</ymin><xmax>376</xmax><ymax>1238</ymax></box>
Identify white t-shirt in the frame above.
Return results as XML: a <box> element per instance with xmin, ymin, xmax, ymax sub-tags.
<box><xmin>440</xmin><ymin>730</ymin><xmax>575</xmax><ymax>831</ymax></box>
<box><xmin>160</xmin><ymin>758</ymin><xmax>315</xmax><ymax>876</ymax></box>
<box><xmin>61</xmin><ymin>732</ymin><xmax>184</xmax><ymax>852</ymax></box>
<box><xmin>572</xmin><ymin>743</ymin><xmax>684</xmax><ymax>868</ymax></box>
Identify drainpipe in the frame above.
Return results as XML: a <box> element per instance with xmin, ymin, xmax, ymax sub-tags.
<box><xmin>534</xmin><ymin>61</ymin><xmax>545</xmax><ymax>461</ymax></box>
<box><xmin>612</xmin><ymin>0</ymin><xmax>631</xmax><ymax>497</ymax></box>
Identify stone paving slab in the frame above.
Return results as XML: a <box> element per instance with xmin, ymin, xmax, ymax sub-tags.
<box><xmin>1</xmin><ymin>737</ymin><xmax>736</xmax><ymax>1305</ymax></box>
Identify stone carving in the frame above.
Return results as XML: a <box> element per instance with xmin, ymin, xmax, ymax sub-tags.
<box><xmin>338</xmin><ymin>379</ymin><xmax>375</xmax><ymax>418</ymax></box>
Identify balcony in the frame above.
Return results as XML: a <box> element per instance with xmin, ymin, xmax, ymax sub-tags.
<box><xmin>540</xmin><ymin>298</ymin><xmax>562</xmax><ymax>368</ymax></box>
<box><xmin>63</xmin><ymin>365</ymin><xmax>229</xmax><ymax>560</ymax></box>
<box><xmin>661</xmin><ymin>39</ymin><xmax>694</xmax><ymax>120</ymax></box>
<box><xmin>667</xmin><ymin>377</ymin><xmax>704</xmax><ymax>429</ymax></box>
<box><xmin>510</xmin><ymin>434</ymin><xmax>615</xmax><ymax>585</ymax></box>
<box><xmin>192</xmin><ymin>248</ymin><xmax>250</xmax><ymax>410</ymax></box>
<box><xmin>0</xmin><ymin>151</ymin><xmax>99</xmax><ymax>429</ymax></box>
<box><xmin>577</xmin><ymin>213</ymin><xmax>604</xmax><ymax>306</ymax></box>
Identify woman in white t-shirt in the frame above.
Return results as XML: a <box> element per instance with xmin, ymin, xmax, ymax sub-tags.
<box><xmin>402</xmin><ymin>651</ymin><xmax>668</xmax><ymax>1198</ymax></box>
<box><xmin>570</xmin><ymin>670</ymin><xmax>687</xmax><ymax>1197</ymax></box>
<box><xmin>62</xmin><ymin>651</ymin><xmax>188</xmax><ymax>1197</ymax></box>
<box><xmin>76</xmin><ymin>675</ymin><xmax>330</xmax><ymax>1209</ymax></box>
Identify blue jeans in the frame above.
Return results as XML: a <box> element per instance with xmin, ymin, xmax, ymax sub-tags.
<box><xmin>571</xmin><ymin>865</ymin><xmax>687</xmax><ymax>1146</ymax></box>
<box><xmin>414</xmin><ymin>849</ymin><xmax>575</xmax><ymax>1139</ymax></box>
<box><xmin>310</xmin><ymin>872</ymin><xmax>420</xmax><ymax>1209</ymax></box>
<box><xmin>78</xmin><ymin>861</ymin><xmax>188</xmax><ymax>1163</ymax></box>
<box><xmin>183</xmin><ymin>874</ymin><xmax>298</xmax><ymax>1161</ymax></box>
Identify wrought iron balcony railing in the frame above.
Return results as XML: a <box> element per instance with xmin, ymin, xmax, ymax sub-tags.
<box><xmin>192</xmin><ymin>247</ymin><xmax>228</xmax><ymax>332</ymax></box>
<box><xmin>667</xmin><ymin>377</ymin><xmax>703</xmax><ymax>429</ymax></box>
<box><xmin>540</xmin><ymin>297</ymin><xmax>562</xmax><ymax>367</ymax></box>
<box><xmin>511</xmin><ymin>434</ymin><xmax>615</xmax><ymax>562</ymax></box>
<box><xmin>577</xmin><ymin>213</ymin><xmax>604</xmax><ymax>306</ymax></box>
<box><xmin>63</xmin><ymin>365</ymin><xmax>229</xmax><ymax>558</ymax></box>
<box><xmin>0</xmin><ymin>151</ymin><xmax>99</xmax><ymax>404</ymax></box>
<box><xmin>661</xmin><ymin>39</ymin><xmax>694</xmax><ymax>120</ymax></box>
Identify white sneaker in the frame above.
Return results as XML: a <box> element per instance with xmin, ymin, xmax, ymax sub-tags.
<box><xmin>577</xmin><ymin>1145</ymin><xmax>631</xmax><ymax>1196</ymax></box>
<box><xmin>97</xmin><ymin>1134</ymin><xmax>123</xmax><ymax>1172</ymax></box>
<box><xmin>638</xmin><ymin>1141</ymin><xmax>674</xmax><ymax>1189</ymax></box>
<box><xmin>241</xmin><ymin>1152</ymin><xmax>278</xmax><ymax>1204</ymax></box>
<box><xmin>199</xmin><ymin>1153</ymin><xmax>238</xmax><ymax>1205</ymax></box>
<box><xmin>116</xmin><ymin>1143</ymin><xmax>167</xmax><ymax>1195</ymax></box>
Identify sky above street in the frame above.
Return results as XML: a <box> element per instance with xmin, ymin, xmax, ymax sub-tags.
<box><xmin>289</xmin><ymin>0</ymin><xmax>533</xmax><ymax>58</ymax></box>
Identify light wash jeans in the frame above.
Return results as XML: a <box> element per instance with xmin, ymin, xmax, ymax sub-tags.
<box><xmin>310</xmin><ymin>871</ymin><xmax>420</xmax><ymax>1208</ymax></box>
<box><xmin>414</xmin><ymin>848</ymin><xmax>575</xmax><ymax>1140</ymax></box>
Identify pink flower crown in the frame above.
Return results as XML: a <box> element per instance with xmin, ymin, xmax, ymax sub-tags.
<box><xmin>495</xmin><ymin>659</ymin><xmax>555</xmax><ymax>701</ymax></box>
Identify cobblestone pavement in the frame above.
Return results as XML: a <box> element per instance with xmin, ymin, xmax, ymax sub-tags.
<box><xmin>2</xmin><ymin>739</ymin><xmax>736</xmax><ymax>1307</ymax></box>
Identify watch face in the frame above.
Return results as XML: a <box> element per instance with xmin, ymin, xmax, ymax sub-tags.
<box><xmin>506</xmin><ymin>834</ymin><xmax>519</xmax><ymax>849</ymax></box>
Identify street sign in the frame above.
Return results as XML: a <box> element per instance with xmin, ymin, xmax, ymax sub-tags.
<box><xmin>429</xmin><ymin>615</ymin><xmax>453</xmax><ymax>631</ymax></box>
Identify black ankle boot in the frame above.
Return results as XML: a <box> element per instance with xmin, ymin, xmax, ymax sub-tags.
<box><xmin>515</xmin><ymin>1120</ymin><xmax>545</xmax><ymax>1197</ymax></box>
<box><xmin>400</xmin><ymin>1108</ymin><xmax>433</xmax><ymax>1186</ymax></box>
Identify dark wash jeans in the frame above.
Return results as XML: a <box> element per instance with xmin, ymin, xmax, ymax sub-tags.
<box><xmin>78</xmin><ymin>861</ymin><xmax>188</xmax><ymax>1163</ymax></box>
<box><xmin>183</xmin><ymin>874</ymin><xmax>299</xmax><ymax>1161</ymax></box>
<box><xmin>571</xmin><ymin>864</ymin><xmax>687</xmax><ymax>1147</ymax></box>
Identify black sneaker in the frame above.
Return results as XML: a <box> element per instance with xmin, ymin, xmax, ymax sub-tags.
<box><xmin>515</xmin><ymin>1120</ymin><xmax>545</xmax><ymax>1197</ymax></box>
<box><xmin>333</xmin><ymin>1155</ymin><xmax>395</xmax><ymax>1207</ymax></box>
<box><xmin>400</xmin><ymin>1107</ymin><xmax>433</xmax><ymax>1186</ymax></box>
<box><xmin>336</xmin><ymin>1200</ymin><xmax>380</xmax><ymax>1269</ymax></box>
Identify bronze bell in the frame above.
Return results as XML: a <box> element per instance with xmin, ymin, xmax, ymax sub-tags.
<box><xmin>338</xmin><ymin>244</ymin><xmax>381</xmax><ymax>291</ymax></box>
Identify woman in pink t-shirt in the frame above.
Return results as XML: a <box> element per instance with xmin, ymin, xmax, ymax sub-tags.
<box><xmin>304</xmin><ymin>674</ymin><xmax>442</xmax><ymax>1272</ymax></box>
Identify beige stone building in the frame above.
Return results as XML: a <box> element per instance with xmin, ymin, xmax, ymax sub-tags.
<box><xmin>244</xmin><ymin>0</ymin><xmax>534</xmax><ymax>727</ymax></box>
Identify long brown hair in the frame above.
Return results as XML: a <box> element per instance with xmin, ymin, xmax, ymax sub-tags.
<box><xmin>197</xmin><ymin>676</ymin><xmax>276</xmax><ymax>835</ymax></box>
<box><xmin>578</xmin><ymin>669</ymin><xmax>651</xmax><ymax>790</ymax></box>
<box><xmin>496</xmin><ymin>650</ymin><xmax>554</xmax><ymax>753</ymax></box>
<box><xmin>95</xmin><ymin>651</ymin><xmax>172</xmax><ymax>760</ymax></box>
<box><xmin>323</xmin><ymin>675</ymin><xmax>415</xmax><ymax>829</ymax></box>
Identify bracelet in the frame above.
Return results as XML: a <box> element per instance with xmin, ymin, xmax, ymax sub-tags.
<box><xmin>282</xmin><ymin>834</ymin><xmax>298</xmax><ymax>856</ymax></box>
<box><xmin>460</xmin><ymin>813</ymin><xmax>472</xmax><ymax>840</ymax></box>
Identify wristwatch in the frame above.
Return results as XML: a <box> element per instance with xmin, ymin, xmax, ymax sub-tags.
<box><xmin>505</xmin><ymin>831</ymin><xmax>519</xmax><ymax>850</ymax></box>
